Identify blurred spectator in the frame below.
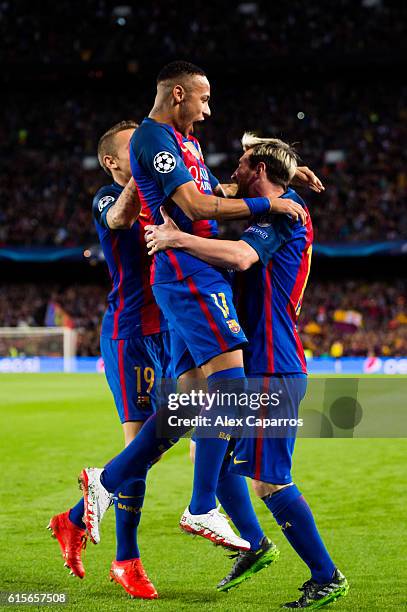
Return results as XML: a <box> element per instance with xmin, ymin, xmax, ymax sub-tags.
<box><xmin>300</xmin><ymin>279</ymin><xmax>407</xmax><ymax>357</ymax></box>
<box><xmin>0</xmin><ymin>280</ymin><xmax>406</xmax><ymax>357</ymax></box>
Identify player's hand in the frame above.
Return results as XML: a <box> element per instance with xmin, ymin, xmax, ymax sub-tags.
<box><xmin>292</xmin><ymin>166</ymin><xmax>325</xmax><ymax>193</ymax></box>
<box><xmin>268</xmin><ymin>198</ymin><xmax>308</xmax><ymax>225</ymax></box>
<box><xmin>145</xmin><ymin>207</ymin><xmax>182</xmax><ymax>254</ymax></box>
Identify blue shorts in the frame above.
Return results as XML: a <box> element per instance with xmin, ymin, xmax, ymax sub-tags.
<box><xmin>230</xmin><ymin>374</ymin><xmax>307</xmax><ymax>484</ymax></box>
<box><xmin>152</xmin><ymin>268</ymin><xmax>247</xmax><ymax>378</ymax></box>
<box><xmin>100</xmin><ymin>331</ymin><xmax>172</xmax><ymax>424</ymax></box>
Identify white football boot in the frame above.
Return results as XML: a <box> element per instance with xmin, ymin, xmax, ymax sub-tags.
<box><xmin>80</xmin><ymin>468</ymin><xmax>113</xmax><ymax>544</ymax></box>
<box><xmin>180</xmin><ymin>506</ymin><xmax>250</xmax><ymax>551</ymax></box>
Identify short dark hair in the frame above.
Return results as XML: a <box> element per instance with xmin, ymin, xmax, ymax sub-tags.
<box><xmin>157</xmin><ymin>61</ymin><xmax>206</xmax><ymax>84</ymax></box>
<box><xmin>97</xmin><ymin>120</ymin><xmax>138</xmax><ymax>176</ymax></box>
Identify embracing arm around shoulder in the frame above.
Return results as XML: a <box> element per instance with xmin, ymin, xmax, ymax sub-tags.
<box><xmin>171</xmin><ymin>232</ymin><xmax>259</xmax><ymax>271</ymax></box>
<box><xmin>145</xmin><ymin>207</ymin><xmax>259</xmax><ymax>271</ymax></box>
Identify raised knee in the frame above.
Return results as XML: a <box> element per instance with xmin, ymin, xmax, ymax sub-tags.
<box><xmin>252</xmin><ymin>480</ymin><xmax>292</xmax><ymax>498</ymax></box>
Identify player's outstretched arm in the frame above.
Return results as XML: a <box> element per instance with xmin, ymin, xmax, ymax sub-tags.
<box><xmin>172</xmin><ymin>181</ymin><xmax>307</xmax><ymax>224</ymax></box>
<box><xmin>145</xmin><ymin>208</ymin><xmax>258</xmax><ymax>271</ymax></box>
<box><xmin>106</xmin><ymin>179</ymin><xmax>141</xmax><ymax>229</ymax></box>
<box><xmin>291</xmin><ymin>166</ymin><xmax>325</xmax><ymax>193</ymax></box>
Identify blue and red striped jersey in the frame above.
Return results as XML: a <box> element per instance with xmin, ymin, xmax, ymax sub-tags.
<box><xmin>236</xmin><ymin>188</ymin><xmax>313</xmax><ymax>375</ymax></box>
<box><xmin>130</xmin><ymin>117</ymin><xmax>219</xmax><ymax>284</ymax></box>
<box><xmin>92</xmin><ymin>181</ymin><xmax>168</xmax><ymax>339</ymax></box>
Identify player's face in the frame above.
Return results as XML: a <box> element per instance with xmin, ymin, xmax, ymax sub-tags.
<box><xmin>231</xmin><ymin>151</ymin><xmax>256</xmax><ymax>197</ymax></box>
<box><xmin>179</xmin><ymin>75</ymin><xmax>211</xmax><ymax>135</ymax></box>
<box><xmin>111</xmin><ymin>128</ymin><xmax>135</xmax><ymax>180</ymax></box>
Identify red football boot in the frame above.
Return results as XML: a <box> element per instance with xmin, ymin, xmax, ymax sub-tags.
<box><xmin>47</xmin><ymin>511</ymin><xmax>87</xmax><ymax>579</ymax></box>
<box><xmin>109</xmin><ymin>558</ymin><xmax>158</xmax><ymax>599</ymax></box>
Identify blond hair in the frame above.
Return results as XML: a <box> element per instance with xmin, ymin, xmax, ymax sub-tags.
<box><xmin>241</xmin><ymin>132</ymin><xmax>298</xmax><ymax>188</ymax></box>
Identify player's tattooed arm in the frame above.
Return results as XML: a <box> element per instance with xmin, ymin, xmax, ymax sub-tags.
<box><xmin>145</xmin><ymin>207</ymin><xmax>258</xmax><ymax>271</ymax></box>
<box><xmin>106</xmin><ymin>178</ymin><xmax>141</xmax><ymax>230</ymax></box>
<box><xmin>172</xmin><ymin>181</ymin><xmax>251</xmax><ymax>220</ymax></box>
<box><xmin>172</xmin><ymin>181</ymin><xmax>306</xmax><ymax>223</ymax></box>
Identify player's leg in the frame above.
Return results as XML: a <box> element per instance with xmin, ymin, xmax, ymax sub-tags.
<box><xmin>231</xmin><ymin>376</ymin><xmax>348</xmax><ymax>606</ymax></box>
<box><xmin>103</xmin><ymin>334</ymin><xmax>166</xmax><ymax>599</ymax></box>
<box><xmin>253</xmin><ymin>479</ymin><xmax>348</xmax><ymax>608</ymax></box>
<box><xmin>188</xmin><ymin>426</ymin><xmax>267</xmax><ymax>553</ymax></box>
<box><xmin>214</xmin><ymin>446</ymin><xmax>279</xmax><ymax>591</ymax></box>
<box><xmin>187</xmin><ymin>436</ymin><xmax>278</xmax><ymax>590</ymax></box>
<box><xmin>153</xmin><ymin>271</ymin><xmax>254</xmax><ymax>550</ymax></box>
<box><xmin>155</xmin><ymin>271</ymin><xmax>248</xmax><ymax>515</ymax></box>
<box><xmin>80</xmin><ymin>330</ymin><xmax>199</xmax><ymax>567</ymax></box>
<box><xmin>66</xmin><ymin>420</ymin><xmax>142</xmax><ymax>533</ymax></box>
<box><xmin>163</xmin><ymin>337</ymin><xmax>250</xmax><ymax>549</ymax></box>
<box><xmin>47</xmin><ymin>421</ymin><xmax>142</xmax><ymax>580</ymax></box>
<box><xmin>95</xmin><ymin>333</ymin><xmax>199</xmax><ymax>496</ymax></box>
<box><xmin>81</xmin><ymin>270</ymin><xmax>249</xmax><ymax>551</ymax></box>
<box><xmin>122</xmin><ymin>421</ymin><xmax>144</xmax><ymax>447</ymax></box>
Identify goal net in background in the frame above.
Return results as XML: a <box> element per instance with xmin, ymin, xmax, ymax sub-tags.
<box><xmin>0</xmin><ymin>327</ymin><xmax>77</xmax><ymax>373</ymax></box>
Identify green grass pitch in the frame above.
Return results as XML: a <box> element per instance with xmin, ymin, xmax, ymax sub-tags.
<box><xmin>0</xmin><ymin>374</ymin><xmax>406</xmax><ymax>611</ymax></box>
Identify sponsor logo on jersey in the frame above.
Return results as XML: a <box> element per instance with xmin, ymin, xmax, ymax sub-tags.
<box><xmin>154</xmin><ymin>151</ymin><xmax>176</xmax><ymax>173</ymax></box>
<box><xmin>226</xmin><ymin>319</ymin><xmax>241</xmax><ymax>333</ymax></box>
<box><xmin>188</xmin><ymin>164</ymin><xmax>211</xmax><ymax>193</ymax></box>
<box><xmin>98</xmin><ymin>195</ymin><xmax>115</xmax><ymax>212</ymax></box>
<box><xmin>245</xmin><ymin>226</ymin><xmax>269</xmax><ymax>239</ymax></box>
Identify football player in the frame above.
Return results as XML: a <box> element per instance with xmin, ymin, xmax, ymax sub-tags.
<box><xmin>48</xmin><ymin>121</ymin><xmax>171</xmax><ymax>599</ymax></box>
<box><xmin>145</xmin><ymin>133</ymin><xmax>349</xmax><ymax>608</ymax></box>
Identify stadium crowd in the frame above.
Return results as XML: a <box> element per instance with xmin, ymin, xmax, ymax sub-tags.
<box><xmin>0</xmin><ymin>281</ymin><xmax>405</xmax><ymax>358</ymax></box>
<box><xmin>1</xmin><ymin>79</ymin><xmax>406</xmax><ymax>247</ymax></box>
<box><xmin>1</xmin><ymin>0</ymin><xmax>405</xmax><ymax>64</ymax></box>
<box><xmin>1</xmin><ymin>2</ymin><xmax>405</xmax><ymax>364</ymax></box>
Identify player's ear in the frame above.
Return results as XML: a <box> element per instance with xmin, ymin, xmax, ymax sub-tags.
<box><xmin>256</xmin><ymin>161</ymin><xmax>267</xmax><ymax>176</ymax></box>
<box><xmin>104</xmin><ymin>154</ymin><xmax>117</xmax><ymax>172</ymax></box>
<box><xmin>173</xmin><ymin>84</ymin><xmax>185</xmax><ymax>103</ymax></box>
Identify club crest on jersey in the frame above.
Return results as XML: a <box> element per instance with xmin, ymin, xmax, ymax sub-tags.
<box><xmin>98</xmin><ymin>195</ymin><xmax>115</xmax><ymax>212</ymax></box>
<box><xmin>154</xmin><ymin>151</ymin><xmax>176</xmax><ymax>173</ymax></box>
<box><xmin>137</xmin><ymin>395</ymin><xmax>151</xmax><ymax>406</ymax></box>
<box><xmin>226</xmin><ymin>319</ymin><xmax>241</xmax><ymax>333</ymax></box>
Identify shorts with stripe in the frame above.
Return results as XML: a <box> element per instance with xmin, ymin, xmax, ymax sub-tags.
<box><xmin>152</xmin><ymin>268</ymin><xmax>247</xmax><ymax>379</ymax></box>
<box><xmin>229</xmin><ymin>374</ymin><xmax>307</xmax><ymax>484</ymax></box>
<box><xmin>100</xmin><ymin>331</ymin><xmax>172</xmax><ymax>424</ymax></box>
